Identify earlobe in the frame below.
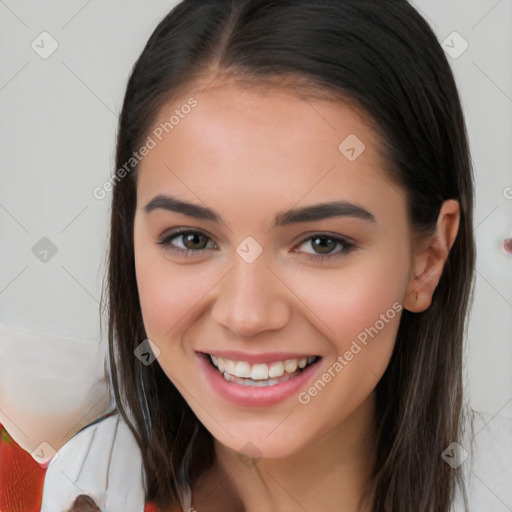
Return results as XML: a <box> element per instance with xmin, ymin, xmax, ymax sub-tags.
<box><xmin>403</xmin><ymin>199</ymin><xmax>460</xmax><ymax>313</ymax></box>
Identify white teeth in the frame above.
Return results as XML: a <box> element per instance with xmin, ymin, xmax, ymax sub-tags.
<box><xmin>268</xmin><ymin>361</ymin><xmax>284</xmax><ymax>378</ymax></box>
<box><xmin>284</xmin><ymin>359</ymin><xmax>298</xmax><ymax>373</ymax></box>
<box><xmin>234</xmin><ymin>361</ymin><xmax>251</xmax><ymax>378</ymax></box>
<box><xmin>209</xmin><ymin>354</ymin><xmax>318</xmax><ymax>382</ymax></box>
<box><xmin>224</xmin><ymin>359</ymin><xmax>237</xmax><ymax>374</ymax></box>
<box><xmin>223</xmin><ymin>372</ymin><xmax>282</xmax><ymax>387</ymax></box>
<box><xmin>251</xmin><ymin>363</ymin><xmax>269</xmax><ymax>380</ymax></box>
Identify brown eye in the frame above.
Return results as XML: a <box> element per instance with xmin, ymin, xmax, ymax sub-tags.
<box><xmin>180</xmin><ymin>231</ymin><xmax>209</xmax><ymax>250</ymax></box>
<box><xmin>294</xmin><ymin>233</ymin><xmax>357</xmax><ymax>262</ymax></box>
<box><xmin>157</xmin><ymin>229</ymin><xmax>217</xmax><ymax>256</ymax></box>
<box><xmin>310</xmin><ymin>235</ymin><xmax>338</xmax><ymax>254</ymax></box>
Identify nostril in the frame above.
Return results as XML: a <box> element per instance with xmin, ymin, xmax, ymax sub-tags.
<box><xmin>503</xmin><ymin>238</ymin><xmax>512</xmax><ymax>255</ymax></box>
<box><xmin>68</xmin><ymin>494</ymin><xmax>101</xmax><ymax>512</ymax></box>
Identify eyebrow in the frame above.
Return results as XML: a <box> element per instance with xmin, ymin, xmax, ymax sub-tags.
<box><xmin>144</xmin><ymin>194</ymin><xmax>376</xmax><ymax>226</ymax></box>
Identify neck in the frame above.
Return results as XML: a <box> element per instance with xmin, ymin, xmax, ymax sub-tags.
<box><xmin>192</xmin><ymin>392</ymin><xmax>378</xmax><ymax>512</ymax></box>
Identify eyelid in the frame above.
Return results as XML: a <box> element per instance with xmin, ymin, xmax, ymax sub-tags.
<box><xmin>291</xmin><ymin>233</ymin><xmax>357</xmax><ymax>261</ymax></box>
<box><xmin>157</xmin><ymin>228</ymin><xmax>358</xmax><ymax>261</ymax></box>
<box><xmin>157</xmin><ymin>227</ymin><xmax>217</xmax><ymax>255</ymax></box>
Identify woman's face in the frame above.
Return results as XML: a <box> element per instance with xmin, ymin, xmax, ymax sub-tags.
<box><xmin>133</xmin><ymin>79</ymin><xmax>416</xmax><ymax>459</ymax></box>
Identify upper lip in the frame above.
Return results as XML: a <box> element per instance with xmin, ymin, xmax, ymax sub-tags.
<box><xmin>199</xmin><ymin>350</ymin><xmax>319</xmax><ymax>364</ymax></box>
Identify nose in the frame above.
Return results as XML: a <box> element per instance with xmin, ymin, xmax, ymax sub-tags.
<box><xmin>211</xmin><ymin>252</ymin><xmax>292</xmax><ymax>338</ymax></box>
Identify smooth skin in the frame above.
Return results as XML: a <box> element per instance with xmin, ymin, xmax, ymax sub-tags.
<box><xmin>133</xmin><ymin>77</ymin><xmax>460</xmax><ymax>512</ymax></box>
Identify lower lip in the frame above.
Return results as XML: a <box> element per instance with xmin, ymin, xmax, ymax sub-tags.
<box><xmin>198</xmin><ymin>353</ymin><xmax>322</xmax><ymax>407</ymax></box>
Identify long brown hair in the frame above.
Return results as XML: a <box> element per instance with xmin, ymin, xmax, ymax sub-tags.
<box><xmin>103</xmin><ymin>1</ymin><xmax>476</xmax><ymax>510</ymax></box>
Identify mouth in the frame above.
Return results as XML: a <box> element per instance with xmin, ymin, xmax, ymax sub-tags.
<box><xmin>198</xmin><ymin>351</ymin><xmax>324</xmax><ymax>406</ymax></box>
<box><xmin>204</xmin><ymin>352</ymin><xmax>321</xmax><ymax>387</ymax></box>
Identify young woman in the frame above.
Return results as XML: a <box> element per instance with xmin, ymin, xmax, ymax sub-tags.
<box><xmin>102</xmin><ymin>0</ymin><xmax>480</xmax><ymax>510</ymax></box>
<box><xmin>43</xmin><ymin>0</ymin><xmax>492</xmax><ymax>510</ymax></box>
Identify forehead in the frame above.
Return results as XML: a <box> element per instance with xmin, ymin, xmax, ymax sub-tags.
<box><xmin>136</xmin><ymin>80</ymin><xmax>402</xmax><ymax>222</ymax></box>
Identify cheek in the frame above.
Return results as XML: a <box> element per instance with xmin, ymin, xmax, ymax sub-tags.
<box><xmin>286</xmin><ymin>256</ymin><xmax>405</xmax><ymax>433</ymax></box>
<box><xmin>134</xmin><ymin>235</ymin><xmax>197</xmax><ymax>340</ymax></box>
<box><xmin>136</xmin><ymin>265</ymin><xmax>193</xmax><ymax>341</ymax></box>
<box><xmin>288</xmin><ymin>247</ymin><xmax>407</xmax><ymax>347</ymax></box>
<box><xmin>134</xmin><ymin>243</ymin><xmax>224</xmax><ymax>348</ymax></box>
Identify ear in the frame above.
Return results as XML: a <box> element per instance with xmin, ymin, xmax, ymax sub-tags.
<box><xmin>404</xmin><ymin>199</ymin><xmax>460</xmax><ymax>313</ymax></box>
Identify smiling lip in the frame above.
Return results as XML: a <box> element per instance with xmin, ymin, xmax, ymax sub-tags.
<box><xmin>203</xmin><ymin>350</ymin><xmax>316</xmax><ymax>365</ymax></box>
<box><xmin>197</xmin><ymin>351</ymin><xmax>322</xmax><ymax>407</ymax></box>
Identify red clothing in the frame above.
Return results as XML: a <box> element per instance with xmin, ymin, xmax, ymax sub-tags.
<box><xmin>144</xmin><ymin>501</ymin><xmax>182</xmax><ymax>512</ymax></box>
<box><xmin>0</xmin><ymin>420</ymin><xmax>175</xmax><ymax>512</ymax></box>
<box><xmin>0</xmin><ymin>410</ymin><xmax>118</xmax><ymax>512</ymax></box>
<box><xmin>0</xmin><ymin>423</ymin><xmax>47</xmax><ymax>512</ymax></box>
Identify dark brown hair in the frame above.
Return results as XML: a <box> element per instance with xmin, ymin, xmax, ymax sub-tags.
<box><xmin>103</xmin><ymin>1</ymin><xmax>476</xmax><ymax>510</ymax></box>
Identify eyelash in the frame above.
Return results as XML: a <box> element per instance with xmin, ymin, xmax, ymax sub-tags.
<box><xmin>157</xmin><ymin>228</ymin><xmax>357</xmax><ymax>262</ymax></box>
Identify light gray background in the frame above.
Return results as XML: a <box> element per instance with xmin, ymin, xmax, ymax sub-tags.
<box><xmin>1</xmin><ymin>0</ymin><xmax>511</xmax><ymax>417</ymax></box>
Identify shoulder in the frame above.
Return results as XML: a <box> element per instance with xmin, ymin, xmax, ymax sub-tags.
<box><xmin>451</xmin><ymin>406</ymin><xmax>512</xmax><ymax>511</ymax></box>
<box><xmin>41</xmin><ymin>411</ymin><xmax>147</xmax><ymax>512</ymax></box>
